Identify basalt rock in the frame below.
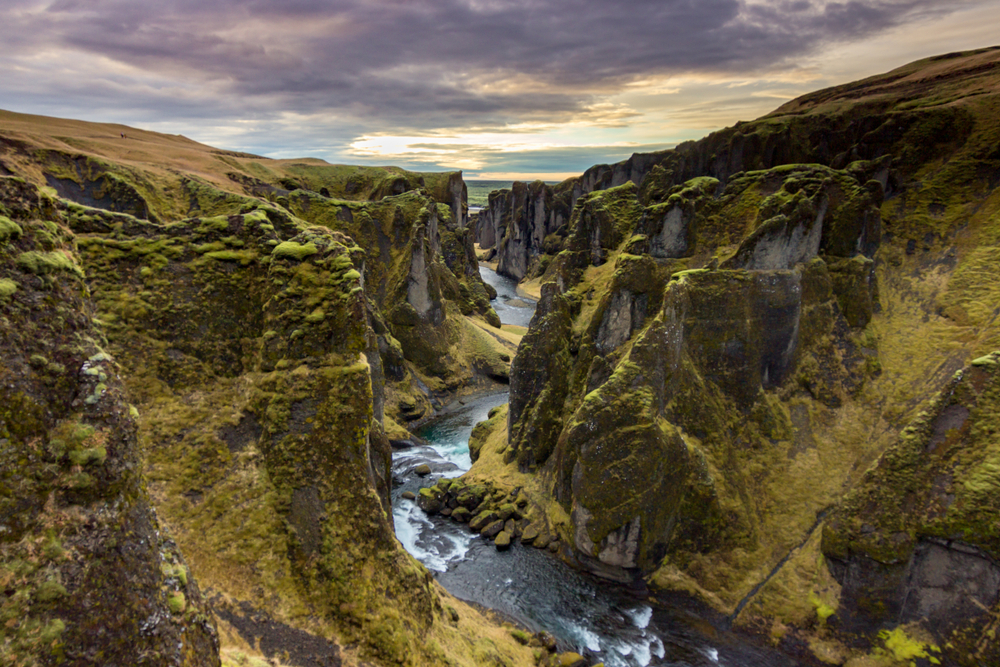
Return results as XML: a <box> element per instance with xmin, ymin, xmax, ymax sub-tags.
<box><xmin>476</xmin><ymin>49</ymin><xmax>991</xmax><ymax>283</ymax></box>
<box><xmin>476</xmin><ymin>180</ymin><xmax>574</xmax><ymax>282</ymax></box>
<box><xmin>488</xmin><ymin>47</ymin><xmax>1000</xmax><ymax>666</ymax></box>
<box><xmin>0</xmin><ymin>177</ymin><xmax>220</xmax><ymax>666</ymax></box>
<box><xmin>0</xmin><ymin>160</ymin><xmax>507</xmax><ymax>665</ymax></box>
<box><xmin>504</xmin><ymin>161</ymin><xmax>882</xmax><ymax>580</ymax></box>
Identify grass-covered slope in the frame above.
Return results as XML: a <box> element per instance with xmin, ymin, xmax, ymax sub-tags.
<box><xmin>0</xmin><ymin>109</ymin><xmax>468</xmax><ymax>225</ymax></box>
<box><xmin>0</xmin><ymin>107</ymin><xmax>508</xmax><ymax>424</ymax></box>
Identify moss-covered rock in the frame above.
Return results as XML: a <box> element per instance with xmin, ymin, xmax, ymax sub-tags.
<box><xmin>483</xmin><ymin>47</ymin><xmax>1000</xmax><ymax>666</ymax></box>
<box><xmin>0</xmin><ymin>177</ymin><xmax>219</xmax><ymax>666</ymax></box>
<box><xmin>507</xmin><ymin>283</ymin><xmax>574</xmax><ymax>469</ymax></box>
<box><xmin>820</xmin><ymin>353</ymin><xmax>1000</xmax><ymax>664</ymax></box>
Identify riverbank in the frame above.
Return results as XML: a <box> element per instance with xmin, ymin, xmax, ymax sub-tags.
<box><xmin>388</xmin><ymin>266</ymin><xmax>805</xmax><ymax>667</ymax></box>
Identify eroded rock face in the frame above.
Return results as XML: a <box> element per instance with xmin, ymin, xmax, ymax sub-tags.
<box><xmin>0</xmin><ymin>177</ymin><xmax>220</xmax><ymax>666</ymax></box>
<box><xmin>558</xmin><ymin>356</ymin><xmax>689</xmax><ymax>573</ymax></box>
<box><xmin>476</xmin><ymin>180</ymin><xmax>573</xmax><ymax>281</ymax></box>
<box><xmin>506</xmin><ymin>164</ymin><xmax>882</xmax><ymax>582</ymax></box>
<box><xmin>59</xmin><ymin>190</ymin><xmax>448</xmax><ymax>662</ymax></box>
<box><xmin>474</xmin><ymin>54</ymin><xmax>965</xmax><ymax>284</ymax></box>
<box><xmin>822</xmin><ymin>353</ymin><xmax>1000</xmax><ymax>663</ymax></box>
<box><xmin>507</xmin><ymin>283</ymin><xmax>574</xmax><ymax>470</ymax></box>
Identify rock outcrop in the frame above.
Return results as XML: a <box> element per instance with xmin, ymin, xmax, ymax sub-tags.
<box><xmin>477</xmin><ymin>46</ymin><xmax>1000</xmax><ymax>666</ymax></box>
<box><xmin>477</xmin><ymin>48</ymin><xmax>998</xmax><ymax>288</ymax></box>
<box><xmin>0</xmin><ymin>177</ymin><xmax>220</xmax><ymax>666</ymax></box>
<box><xmin>506</xmin><ymin>164</ymin><xmax>882</xmax><ymax>580</ymax></box>
<box><xmin>476</xmin><ymin>180</ymin><xmax>574</xmax><ymax>281</ymax></box>
<box><xmin>820</xmin><ymin>353</ymin><xmax>1000</xmax><ymax>665</ymax></box>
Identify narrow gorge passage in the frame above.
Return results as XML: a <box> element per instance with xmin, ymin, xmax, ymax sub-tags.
<box><xmin>390</xmin><ymin>268</ymin><xmax>794</xmax><ymax>667</ymax></box>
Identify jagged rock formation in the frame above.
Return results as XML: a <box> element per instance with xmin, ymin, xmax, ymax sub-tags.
<box><xmin>0</xmin><ymin>177</ymin><xmax>220</xmax><ymax>666</ymax></box>
<box><xmin>470</xmin><ymin>46</ymin><xmax>1000</xmax><ymax>665</ymax></box>
<box><xmin>0</xmin><ymin>115</ymin><xmax>526</xmax><ymax>666</ymax></box>
<box><xmin>476</xmin><ymin>180</ymin><xmax>574</xmax><ymax>282</ymax></box>
<box><xmin>477</xmin><ymin>47</ymin><xmax>998</xmax><ymax>287</ymax></box>
<box><xmin>507</xmin><ymin>165</ymin><xmax>883</xmax><ymax>580</ymax></box>
<box><xmin>0</xmin><ymin>110</ymin><xmax>505</xmax><ymax>427</ymax></box>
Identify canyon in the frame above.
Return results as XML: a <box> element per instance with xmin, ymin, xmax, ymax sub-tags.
<box><xmin>2</xmin><ymin>45</ymin><xmax>1000</xmax><ymax>667</ymax></box>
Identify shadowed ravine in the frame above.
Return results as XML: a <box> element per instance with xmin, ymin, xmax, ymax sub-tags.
<box><xmin>390</xmin><ymin>268</ymin><xmax>796</xmax><ymax>667</ymax></box>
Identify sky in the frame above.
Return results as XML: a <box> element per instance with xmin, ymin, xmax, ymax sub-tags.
<box><xmin>0</xmin><ymin>1</ymin><xmax>996</xmax><ymax>180</ymax></box>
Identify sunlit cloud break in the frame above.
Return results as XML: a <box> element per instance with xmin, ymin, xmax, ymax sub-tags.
<box><xmin>0</xmin><ymin>0</ymin><xmax>995</xmax><ymax>177</ymax></box>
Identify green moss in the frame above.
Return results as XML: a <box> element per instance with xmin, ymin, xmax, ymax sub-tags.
<box><xmin>876</xmin><ymin>627</ymin><xmax>942</xmax><ymax>665</ymax></box>
<box><xmin>0</xmin><ymin>278</ymin><xmax>17</xmax><ymax>298</ymax></box>
<box><xmin>37</xmin><ymin>618</ymin><xmax>66</xmax><ymax>645</ymax></box>
<box><xmin>972</xmin><ymin>354</ymin><xmax>999</xmax><ymax>367</ymax></box>
<box><xmin>167</xmin><ymin>590</ymin><xmax>187</xmax><ymax>614</ymax></box>
<box><xmin>68</xmin><ymin>446</ymin><xmax>107</xmax><ymax>466</ymax></box>
<box><xmin>509</xmin><ymin>628</ymin><xmax>532</xmax><ymax>645</ymax></box>
<box><xmin>670</xmin><ymin>268</ymin><xmax>710</xmax><ymax>282</ymax></box>
<box><xmin>203</xmin><ymin>250</ymin><xmax>258</xmax><ymax>265</ymax></box>
<box><xmin>16</xmin><ymin>250</ymin><xmax>84</xmax><ymax>277</ymax></box>
<box><xmin>0</xmin><ymin>215</ymin><xmax>22</xmax><ymax>243</ymax></box>
<box><xmin>35</xmin><ymin>579</ymin><xmax>67</xmax><ymax>603</ymax></box>
<box><xmin>198</xmin><ymin>215</ymin><xmax>232</xmax><ymax>232</ymax></box>
<box><xmin>195</xmin><ymin>241</ymin><xmax>227</xmax><ymax>253</ymax></box>
<box><xmin>272</xmin><ymin>241</ymin><xmax>319</xmax><ymax>260</ymax></box>
<box><xmin>808</xmin><ymin>591</ymin><xmax>835</xmax><ymax>624</ymax></box>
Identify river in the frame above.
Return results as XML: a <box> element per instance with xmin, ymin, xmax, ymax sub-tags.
<box><xmin>390</xmin><ymin>268</ymin><xmax>797</xmax><ymax>667</ymax></box>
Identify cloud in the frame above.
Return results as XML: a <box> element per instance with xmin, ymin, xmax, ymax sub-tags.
<box><xmin>0</xmin><ymin>0</ymin><xmax>991</xmax><ymax>173</ymax></box>
<box><xmin>340</xmin><ymin>139</ymin><xmax>677</xmax><ymax>178</ymax></box>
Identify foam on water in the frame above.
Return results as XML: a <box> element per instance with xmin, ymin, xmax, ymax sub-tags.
<box><xmin>605</xmin><ymin>632</ymin><xmax>665</xmax><ymax>667</ymax></box>
<box><xmin>705</xmin><ymin>647</ymin><xmax>720</xmax><ymax>663</ymax></box>
<box><xmin>391</xmin><ymin>499</ymin><xmax>475</xmax><ymax>572</ymax></box>
<box><xmin>631</xmin><ymin>639</ymin><xmax>651</xmax><ymax>666</ymax></box>
<box><xmin>651</xmin><ymin>635</ymin><xmax>665</xmax><ymax>660</ymax></box>
<box><xmin>429</xmin><ymin>442</ymin><xmax>471</xmax><ymax>473</ymax></box>
<box><xmin>626</xmin><ymin>605</ymin><xmax>653</xmax><ymax>629</ymax></box>
<box><xmin>570</xmin><ymin>623</ymin><xmax>602</xmax><ymax>653</ymax></box>
<box><xmin>392</xmin><ymin>502</ymin><xmax>438</xmax><ymax>568</ymax></box>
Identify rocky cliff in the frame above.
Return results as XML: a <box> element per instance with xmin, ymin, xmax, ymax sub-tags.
<box><xmin>0</xmin><ymin>177</ymin><xmax>220</xmax><ymax>666</ymax></box>
<box><xmin>0</xmin><ymin>113</ymin><xmax>527</xmax><ymax>666</ymax></box>
<box><xmin>469</xmin><ymin>46</ymin><xmax>1000</xmax><ymax>665</ymax></box>
<box><xmin>477</xmin><ymin>47</ymin><xmax>999</xmax><ymax>285</ymax></box>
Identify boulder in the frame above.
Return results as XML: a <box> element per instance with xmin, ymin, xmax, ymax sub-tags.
<box><xmin>495</xmin><ymin>531</ymin><xmax>512</xmax><ymax>551</ymax></box>
<box><xmin>481</xmin><ymin>519</ymin><xmax>505</xmax><ymax>539</ymax></box>
<box><xmin>417</xmin><ymin>487</ymin><xmax>442</xmax><ymax>514</ymax></box>
<box><xmin>469</xmin><ymin>511</ymin><xmax>498</xmax><ymax>532</ymax></box>
<box><xmin>557</xmin><ymin>652</ymin><xmax>585</xmax><ymax>667</ymax></box>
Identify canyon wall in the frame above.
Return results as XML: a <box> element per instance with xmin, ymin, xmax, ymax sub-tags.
<box><xmin>476</xmin><ymin>46</ymin><xmax>1000</xmax><ymax>665</ymax></box>
<box><xmin>0</xmin><ymin>118</ymin><xmax>526</xmax><ymax>666</ymax></box>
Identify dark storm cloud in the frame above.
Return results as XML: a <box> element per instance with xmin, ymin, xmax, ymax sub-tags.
<box><xmin>1</xmin><ymin>0</ymin><xmax>964</xmax><ymax>133</ymax></box>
